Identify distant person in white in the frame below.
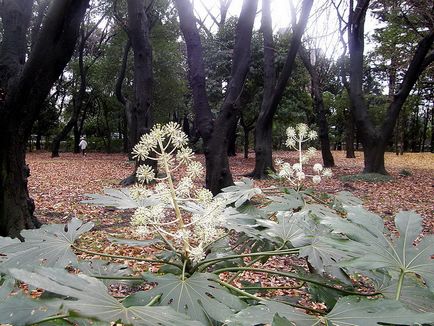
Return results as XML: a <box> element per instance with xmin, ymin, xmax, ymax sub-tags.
<box><xmin>79</xmin><ymin>136</ymin><xmax>88</xmax><ymax>156</ymax></box>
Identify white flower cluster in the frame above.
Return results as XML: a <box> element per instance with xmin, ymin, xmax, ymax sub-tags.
<box><xmin>130</xmin><ymin>122</ymin><xmax>227</xmax><ymax>263</ymax></box>
<box><xmin>276</xmin><ymin>123</ymin><xmax>332</xmax><ymax>188</ymax></box>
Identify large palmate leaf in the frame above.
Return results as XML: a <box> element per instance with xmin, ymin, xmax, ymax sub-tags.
<box><xmin>217</xmin><ymin>178</ymin><xmax>262</xmax><ymax>207</ymax></box>
<box><xmin>82</xmin><ymin>188</ymin><xmax>157</xmax><ymax>209</ymax></box>
<box><xmin>9</xmin><ymin>267</ymin><xmax>201</xmax><ymax>326</ymax></box>
<box><xmin>373</xmin><ymin>272</ymin><xmax>434</xmax><ymax>313</ymax></box>
<box><xmin>78</xmin><ymin>259</ymin><xmax>135</xmax><ymax>286</ymax></box>
<box><xmin>0</xmin><ymin>292</ymin><xmax>62</xmax><ymax>326</ymax></box>
<box><xmin>125</xmin><ymin>272</ymin><xmax>246</xmax><ymax>325</ymax></box>
<box><xmin>321</xmin><ymin>209</ymin><xmax>434</xmax><ymax>290</ymax></box>
<box><xmin>0</xmin><ymin>237</ymin><xmax>20</xmax><ymax>263</ymax></box>
<box><xmin>263</xmin><ymin>191</ymin><xmax>304</xmax><ymax>213</ymax></box>
<box><xmin>323</xmin><ymin>296</ymin><xmax>434</xmax><ymax>325</ymax></box>
<box><xmin>225</xmin><ymin>300</ymin><xmax>316</xmax><ymax>326</ymax></box>
<box><xmin>0</xmin><ymin>218</ymin><xmax>93</xmax><ymax>271</ymax></box>
<box><xmin>256</xmin><ymin>211</ymin><xmax>307</xmax><ymax>247</ymax></box>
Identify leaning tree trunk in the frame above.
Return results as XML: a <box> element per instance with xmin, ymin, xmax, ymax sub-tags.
<box><xmin>0</xmin><ymin>0</ymin><xmax>89</xmax><ymax>237</ymax></box>
<box><xmin>250</xmin><ymin>0</ymin><xmax>313</xmax><ymax>178</ymax></box>
<box><xmin>176</xmin><ymin>0</ymin><xmax>258</xmax><ymax>194</ymax></box>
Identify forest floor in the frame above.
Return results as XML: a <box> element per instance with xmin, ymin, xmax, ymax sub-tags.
<box><xmin>27</xmin><ymin>150</ymin><xmax>434</xmax><ymax>234</ymax></box>
<box><xmin>26</xmin><ymin>150</ymin><xmax>434</xmax><ymax>301</ymax></box>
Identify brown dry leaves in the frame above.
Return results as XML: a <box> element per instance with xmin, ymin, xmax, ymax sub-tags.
<box><xmin>25</xmin><ymin>150</ymin><xmax>433</xmax><ymax>309</ymax></box>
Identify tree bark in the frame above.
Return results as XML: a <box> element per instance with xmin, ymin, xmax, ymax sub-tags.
<box><xmin>119</xmin><ymin>0</ymin><xmax>155</xmax><ymax>186</ymax></box>
<box><xmin>176</xmin><ymin>0</ymin><xmax>258</xmax><ymax>194</ymax></box>
<box><xmin>0</xmin><ymin>0</ymin><xmax>89</xmax><ymax>237</ymax></box>
<box><xmin>299</xmin><ymin>47</ymin><xmax>335</xmax><ymax>167</ymax></box>
<box><xmin>250</xmin><ymin>0</ymin><xmax>313</xmax><ymax>178</ymax></box>
<box><xmin>346</xmin><ymin>0</ymin><xmax>434</xmax><ymax>173</ymax></box>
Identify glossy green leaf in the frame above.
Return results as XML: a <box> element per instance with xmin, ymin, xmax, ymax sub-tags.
<box><xmin>0</xmin><ymin>292</ymin><xmax>62</xmax><ymax>326</ymax></box>
<box><xmin>324</xmin><ymin>296</ymin><xmax>434</xmax><ymax>325</ymax></box>
<box><xmin>225</xmin><ymin>300</ymin><xmax>316</xmax><ymax>326</ymax></box>
<box><xmin>0</xmin><ymin>218</ymin><xmax>93</xmax><ymax>271</ymax></box>
<box><xmin>9</xmin><ymin>267</ymin><xmax>201</xmax><ymax>325</ymax></box>
<box><xmin>125</xmin><ymin>272</ymin><xmax>246</xmax><ymax>325</ymax></box>
<box><xmin>217</xmin><ymin>178</ymin><xmax>262</xmax><ymax>207</ymax></box>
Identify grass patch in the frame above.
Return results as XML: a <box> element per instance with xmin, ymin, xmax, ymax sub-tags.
<box><xmin>340</xmin><ymin>173</ymin><xmax>393</xmax><ymax>183</ymax></box>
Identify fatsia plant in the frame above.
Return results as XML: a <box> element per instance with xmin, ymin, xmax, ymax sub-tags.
<box><xmin>0</xmin><ymin>122</ymin><xmax>433</xmax><ymax>325</ymax></box>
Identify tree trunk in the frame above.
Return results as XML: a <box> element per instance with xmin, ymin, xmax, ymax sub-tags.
<box><xmin>120</xmin><ymin>0</ymin><xmax>155</xmax><ymax>186</ymax></box>
<box><xmin>345</xmin><ymin>107</ymin><xmax>356</xmax><ymax>158</ymax></box>
<box><xmin>0</xmin><ymin>134</ymin><xmax>41</xmax><ymax>238</ymax></box>
<box><xmin>250</xmin><ymin>0</ymin><xmax>313</xmax><ymax>178</ymax></box>
<box><xmin>345</xmin><ymin>0</ymin><xmax>434</xmax><ymax>174</ymax></box>
<box><xmin>227</xmin><ymin>117</ymin><xmax>238</xmax><ymax>156</ymax></box>
<box><xmin>363</xmin><ymin>141</ymin><xmax>387</xmax><ymax>174</ymax></box>
<box><xmin>0</xmin><ymin>0</ymin><xmax>89</xmax><ymax>237</ymax></box>
<box><xmin>299</xmin><ymin>47</ymin><xmax>334</xmax><ymax>167</ymax></box>
<box><xmin>176</xmin><ymin>0</ymin><xmax>258</xmax><ymax>194</ymax></box>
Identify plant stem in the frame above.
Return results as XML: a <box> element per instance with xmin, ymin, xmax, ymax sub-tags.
<box><xmin>146</xmin><ymin>294</ymin><xmax>162</xmax><ymax>306</ymax></box>
<box><xmin>33</xmin><ymin>315</ymin><xmax>71</xmax><ymax>325</ymax></box>
<box><xmin>395</xmin><ymin>269</ymin><xmax>406</xmax><ymax>300</ymax></box>
<box><xmin>217</xmin><ymin>280</ymin><xmax>324</xmax><ymax>315</ymax></box>
<box><xmin>215</xmin><ymin>279</ymin><xmax>263</xmax><ymax>301</ymax></box>
<box><xmin>194</xmin><ymin>249</ymin><xmax>299</xmax><ymax>272</ymax></box>
<box><xmin>92</xmin><ymin>275</ymin><xmax>144</xmax><ymax>281</ymax></box>
<box><xmin>226</xmin><ymin>256</ymin><xmax>263</xmax><ymax>284</ymax></box>
<box><xmin>72</xmin><ymin>245</ymin><xmax>182</xmax><ymax>269</ymax></box>
<box><xmin>159</xmin><ymin>139</ymin><xmax>189</xmax><ymax>256</ymax></box>
<box><xmin>241</xmin><ymin>284</ymin><xmax>305</xmax><ymax>291</ymax></box>
<box><xmin>213</xmin><ymin>267</ymin><xmax>380</xmax><ymax>296</ymax></box>
<box><xmin>181</xmin><ymin>259</ymin><xmax>188</xmax><ymax>281</ymax></box>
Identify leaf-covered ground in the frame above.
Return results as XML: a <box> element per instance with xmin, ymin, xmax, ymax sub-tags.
<box><xmin>28</xmin><ymin>150</ymin><xmax>433</xmax><ymax>233</ymax></box>
<box><xmin>25</xmin><ymin>150</ymin><xmax>433</xmax><ymax>305</ymax></box>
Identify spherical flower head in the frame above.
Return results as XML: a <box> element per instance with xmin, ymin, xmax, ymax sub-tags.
<box><xmin>189</xmin><ymin>244</ymin><xmax>206</xmax><ymax>262</ymax></box>
<box><xmin>292</xmin><ymin>163</ymin><xmax>302</xmax><ymax>172</ymax></box>
<box><xmin>136</xmin><ymin>164</ymin><xmax>155</xmax><ymax>183</ymax></box>
<box><xmin>155</xmin><ymin>182</ymin><xmax>171</xmax><ymax>203</ymax></box>
<box><xmin>307</xmin><ymin>147</ymin><xmax>317</xmax><ymax>157</ymax></box>
<box><xmin>285</xmin><ymin>138</ymin><xmax>296</xmax><ymax>149</ymax></box>
<box><xmin>130</xmin><ymin>185</ymin><xmax>151</xmax><ymax>201</ymax></box>
<box><xmin>312</xmin><ymin>175</ymin><xmax>321</xmax><ymax>184</ymax></box>
<box><xmin>187</xmin><ymin>161</ymin><xmax>204</xmax><ymax>179</ymax></box>
<box><xmin>132</xmin><ymin>142</ymin><xmax>150</xmax><ymax>161</ymax></box>
<box><xmin>278</xmin><ymin>163</ymin><xmax>293</xmax><ymax>178</ymax></box>
<box><xmin>176</xmin><ymin>147</ymin><xmax>194</xmax><ymax>164</ymax></box>
<box><xmin>131</xmin><ymin>207</ymin><xmax>151</xmax><ymax>226</ymax></box>
<box><xmin>136</xmin><ymin>225</ymin><xmax>149</xmax><ymax>236</ymax></box>
<box><xmin>196</xmin><ymin>188</ymin><xmax>213</xmax><ymax>204</ymax></box>
<box><xmin>275</xmin><ymin>158</ymin><xmax>284</xmax><ymax>167</ymax></box>
<box><xmin>150</xmin><ymin>124</ymin><xmax>165</xmax><ymax>140</ymax></box>
<box><xmin>174</xmin><ymin>229</ymin><xmax>191</xmax><ymax>242</ymax></box>
<box><xmin>313</xmin><ymin>163</ymin><xmax>323</xmax><ymax>173</ymax></box>
<box><xmin>158</xmin><ymin>152</ymin><xmax>174</xmax><ymax>168</ymax></box>
<box><xmin>286</xmin><ymin>126</ymin><xmax>296</xmax><ymax>139</ymax></box>
<box><xmin>296</xmin><ymin>123</ymin><xmax>309</xmax><ymax>138</ymax></box>
<box><xmin>296</xmin><ymin>171</ymin><xmax>306</xmax><ymax>181</ymax></box>
<box><xmin>322</xmin><ymin>168</ymin><xmax>333</xmax><ymax>178</ymax></box>
<box><xmin>176</xmin><ymin>176</ymin><xmax>193</xmax><ymax>197</ymax></box>
<box><xmin>163</xmin><ymin>122</ymin><xmax>182</xmax><ymax>137</ymax></box>
<box><xmin>308</xmin><ymin>130</ymin><xmax>318</xmax><ymax>140</ymax></box>
<box><xmin>171</xmin><ymin>132</ymin><xmax>189</xmax><ymax>149</ymax></box>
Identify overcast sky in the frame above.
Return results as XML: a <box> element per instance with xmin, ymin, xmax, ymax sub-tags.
<box><xmin>192</xmin><ymin>0</ymin><xmax>379</xmax><ymax>59</ymax></box>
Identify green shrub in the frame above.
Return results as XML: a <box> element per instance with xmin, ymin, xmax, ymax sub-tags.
<box><xmin>340</xmin><ymin>173</ymin><xmax>393</xmax><ymax>183</ymax></box>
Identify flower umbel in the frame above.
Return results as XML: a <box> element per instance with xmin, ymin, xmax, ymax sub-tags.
<box><xmin>277</xmin><ymin>123</ymin><xmax>332</xmax><ymax>188</ymax></box>
<box><xmin>129</xmin><ymin>122</ymin><xmax>227</xmax><ymax>263</ymax></box>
